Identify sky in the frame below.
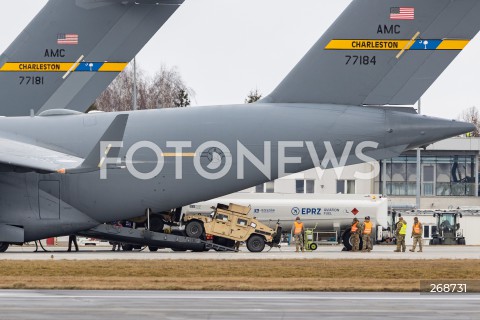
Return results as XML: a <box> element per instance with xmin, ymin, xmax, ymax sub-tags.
<box><xmin>0</xmin><ymin>0</ymin><xmax>479</xmax><ymax>120</ymax></box>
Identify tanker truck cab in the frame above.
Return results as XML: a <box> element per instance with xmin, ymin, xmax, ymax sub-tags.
<box><xmin>183</xmin><ymin>203</ymin><xmax>281</xmax><ymax>252</ymax></box>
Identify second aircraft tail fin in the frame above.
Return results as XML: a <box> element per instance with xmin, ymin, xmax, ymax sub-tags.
<box><xmin>263</xmin><ymin>0</ymin><xmax>480</xmax><ymax>106</ymax></box>
<box><xmin>0</xmin><ymin>0</ymin><xmax>183</xmax><ymax>116</ymax></box>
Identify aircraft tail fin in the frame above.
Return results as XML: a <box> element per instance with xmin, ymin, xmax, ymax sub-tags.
<box><xmin>0</xmin><ymin>0</ymin><xmax>183</xmax><ymax>117</ymax></box>
<box><xmin>262</xmin><ymin>0</ymin><xmax>480</xmax><ymax>106</ymax></box>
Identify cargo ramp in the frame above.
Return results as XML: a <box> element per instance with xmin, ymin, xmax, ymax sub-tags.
<box><xmin>77</xmin><ymin>224</ymin><xmax>238</xmax><ymax>252</ymax></box>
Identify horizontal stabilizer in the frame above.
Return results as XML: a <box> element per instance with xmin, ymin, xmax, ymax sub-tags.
<box><xmin>0</xmin><ymin>136</ymin><xmax>83</xmax><ymax>172</ymax></box>
<box><xmin>0</xmin><ymin>0</ymin><xmax>184</xmax><ymax>116</ymax></box>
<box><xmin>0</xmin><ymin>114</ymin><xmax>128</xmax><ymax>173</ymax></box>
<box><xmin>263</xmin><ymin>0</ymin><xmax>480</xmax><ymax>106</ymax></box>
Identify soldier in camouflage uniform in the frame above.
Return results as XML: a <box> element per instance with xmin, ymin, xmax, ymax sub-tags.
<box><xmin>292</xmin><ymin>216</ymin><xmax>305</xmax><ymax>252</ymax></box>
<box><xmin>409</xmin><ymin>217</ymin><xmax>423</xmax><ymax>252</ymax></box>
<box><xmin>361</xmin><ymin>216</ymin><xmax>373</xmax><ymax>252</ymax></box>
<box><xmin>394</xmin><ymin>217</ymin><xmax>407</xmax><ymax>252</ymax></box>
<box><xmin>350</xmin><ymin>218</ymin><xmax>360</xmax><ymax>251</ymax></box>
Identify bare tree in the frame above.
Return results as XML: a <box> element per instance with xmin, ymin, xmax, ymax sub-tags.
<box><xmin>94</xmin><ymin>63</ymin><xmax>193</xmax><ymax>112</ymax></box>
<box><xmin>145</xmin><ymin>65</ymin><xmax>193</xmax><ymax>109</ymax></box>
<box><xmin>459</xmin><ymin>106</ymin><xmax>480</xmax><ymax>137</ymax></box>
<box><xmin>245</xmin><ymin>88</ymin><xmax>262</xmax><ymax>104</ymax></box>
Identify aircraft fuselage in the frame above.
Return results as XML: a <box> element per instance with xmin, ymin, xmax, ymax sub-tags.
<box><xmin>0</xmin><ymin>104</ymin><xmax>472</xmax><ymax>241</ymax></box>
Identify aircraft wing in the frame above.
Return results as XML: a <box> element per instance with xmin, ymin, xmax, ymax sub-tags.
<box><xmin>0</xmin><ymin>137</ymin><xmax>83</xmax><ymax>172</ymax></box>
<box><xmin>0</xmin><ymin>114</ymin><xmax>128</xmax><ymax>172</ymax></box>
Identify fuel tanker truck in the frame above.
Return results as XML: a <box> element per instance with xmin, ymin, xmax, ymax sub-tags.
<box><xmin>183</xmin><ymin>194</ymin><xmax>389</xmax><ymax>251</ymax></box>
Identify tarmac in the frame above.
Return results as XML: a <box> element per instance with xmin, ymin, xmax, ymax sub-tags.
<box><xmin>2</xmin><ymin>244</ymin><xmax>480</xmax><ymax>260</ymax></box>
<box><xmin>0</xmin><ymin>290</ymin><xmax>478</xmax><ymax>320</ymax></box>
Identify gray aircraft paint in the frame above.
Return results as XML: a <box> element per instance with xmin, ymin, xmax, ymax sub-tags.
<box><xmin>0</xmin><ymin>0</ymin><xmax>478</xmax><ymax>246</ymax></box>
<box><xmin>0</xmin><ymin>105</ymin><xmax>472</xmax><ymax>242</ymax></box>
<box><xmin>263</xmin><ymin>0</ymin><xmax>480</xmax><ymax>106</ymax></box>
<box><xmin>0</xmin><ymin>0</ymin><xmax>183</xmax><ymax>117</ymax></box>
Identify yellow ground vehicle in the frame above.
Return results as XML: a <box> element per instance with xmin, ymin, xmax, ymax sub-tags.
<box><xmin>183</xmin><ymin>203</ymin><xmax>281</xmax><ymax>252</ymax></box>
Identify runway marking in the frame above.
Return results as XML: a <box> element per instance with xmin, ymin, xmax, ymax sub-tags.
<box><xmin>1</xmin><ymin>294</ymin><xmax>480</xmax><ymax>301</ymax></box>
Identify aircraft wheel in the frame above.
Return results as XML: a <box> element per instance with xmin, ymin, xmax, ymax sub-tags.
<box><xmin>0</xmin><ymin>242</ymin><xmax>9</xmax><ymax>253</ymax></box>
<box><xmin>309</xmin><ymin>243</ymin><xmax>318</xmax><ymax>251</ymax></box>
<box><xmin>122</xmin><ymin>244</ymin><xmax>133</xmax><ymax>251</ymax></box>
<box><xmin>246</xmin><ymin>235</ymin><xmax>265</xmax><ymax>252</ymax></box>
<box><xmin>342</xmin><ymin>228</ymin><xmax>353</xmax><ymax>251</ymax></box>
<box><xmin>148</xmin><ymin>246</ymin><xmax>159</xmax><ymax>252</ymax></box>
<box><xmin>458</xmin><ymin>238</ymin><xmax>466</xmax><ymax>245</ymax></box>
<box><xmin>185</xmin><ymin>220</ymin><xmax>204</xmax><ymax>238</ymax></box>
<box><xmin>342</xmin><ymin>229</ymin><xmax>363</xmax><ymax>252</ymax></box>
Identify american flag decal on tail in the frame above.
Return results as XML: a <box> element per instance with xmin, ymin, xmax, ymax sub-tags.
<box><xmin>390</xmin><ymin>7</ymin><xmax>415</xmax><ymax>20</ymax></box>
<box><xmin>57</xmin><ymin>34</ymin><xmax>79</xmax><ymax>45</ymax></box>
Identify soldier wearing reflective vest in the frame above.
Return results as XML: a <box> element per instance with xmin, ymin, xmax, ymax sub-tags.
<box><xmin>394</xmin><ymin>217</ymin><xmax>407</xmax><ymax>252</ymax></box>
<box><xmin>409</xmin><ymin>217</ymin><xmax>423</xmax><ymax>252</ymax></box>
<box><xmin>292</xmin><ymin>216</ymin><xmax>305</xmax><ymax>252</ymax></box>
<box><xmin>361</xmin><ymin>216</ymin><xmax>373</xmax><ymax>252</ymax></box>
<box><xmin>350</xmin><ymin>218</ymin><xmax>360</xmax><ymax>251</ymax></box>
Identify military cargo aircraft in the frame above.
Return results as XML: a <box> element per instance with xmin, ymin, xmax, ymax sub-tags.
<box><xmin>0</xmin><ymin>0</ymin><xmax>479</xmax><ymax>252</ymax></box>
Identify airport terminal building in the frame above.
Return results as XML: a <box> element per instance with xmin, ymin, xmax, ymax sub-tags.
<box><xmin>232</xmin><ymin>137</ymin><xmax>480</xmax><ymax>246</ymax></box>
<box><xmin>243</xmin><ymin>137</ymin><xmax>480</xmax><ymax>210</ymax></box>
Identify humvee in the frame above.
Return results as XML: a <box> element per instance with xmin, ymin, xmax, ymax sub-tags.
<box><xmin>183</xmin><ymin>203</ymin><xmax>281</xmax><ymax>252</ymax></box>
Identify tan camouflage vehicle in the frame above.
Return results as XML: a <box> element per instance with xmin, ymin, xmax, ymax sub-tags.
<box><xmin>183</xmin><ymin>203</ymin><xmax>281</xmax><ymax>252</ymax></box>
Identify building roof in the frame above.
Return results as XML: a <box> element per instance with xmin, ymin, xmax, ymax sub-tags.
<box><xmin>427</xmin><ymin>137</ymin><xmax>480</xmax><ymax>152</ymax></box>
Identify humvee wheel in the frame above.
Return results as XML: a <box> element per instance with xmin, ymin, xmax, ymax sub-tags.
<box><xmin>185</xmin><ymin>220</ymin><xmax>204</xmax><ymax>238</ymax></box>
<box><xmin>0</xmin><ymin>242</ymin><xmax>9</xmax><ymax>253</ymax></box>
<box><xmin>246</xmin><ymin>235</ymin><xmax>265</xmax><ymax>252</ymax></box>
<box><xmin>149</xmin><ymin>216</ymin><xmax>165</xmax><ymax>233</ymax></box>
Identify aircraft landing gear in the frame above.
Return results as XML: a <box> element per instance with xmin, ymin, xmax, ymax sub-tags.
<box><xmin>341</xmin><ymin>228</ymin><xmax>363</xmax><ymax>251</ymax></box>
<box><xmin>0</xmin><ymin>242</ymin><xmax>9</xmax><ymax>253</ymax></box>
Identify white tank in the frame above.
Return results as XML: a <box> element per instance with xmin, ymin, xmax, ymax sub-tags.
<box><xmin>184</xmin><ymin>193</ymin><xmax>389</xmax><ymax>232</ymax></box>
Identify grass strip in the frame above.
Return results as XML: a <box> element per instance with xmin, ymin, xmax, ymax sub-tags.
<box><xmin>1</xmin><ymin>259</ymin><xmax>479</xmax><ymax>291</ymax></box>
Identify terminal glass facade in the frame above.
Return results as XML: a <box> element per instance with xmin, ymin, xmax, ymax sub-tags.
<box><xmin>380</xmin><ymin>155</ymin><xmax>477</xmax><ymax>197</ymax></box>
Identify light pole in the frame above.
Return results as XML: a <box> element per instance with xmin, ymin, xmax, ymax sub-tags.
<box><xmin>416</xmin><ymin>98</ymin><xmax>422</xmax><ymax>210</ymax></box>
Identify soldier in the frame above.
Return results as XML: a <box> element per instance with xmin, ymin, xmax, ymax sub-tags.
<box><xmin>292</xmin><ymin>216</ymin><xmax>305</xmax><ymax>252</ymax></box>
<box><xmin>67</xmin><ymin>235</ymin><xmax>78</xmax><ymax>252</ymax></box>
<box><xmin>394</xmin><ymin>217</ymin><xmax>407</xmax><ymax>252</ymax></box>
<box><xmin>361</xmin><ymin>216</ymin><xmax>373</xmax><ymax>252</ymax></box>
<box><xmin>350</xmin><ymin>218</ymin><xmax>360</xmax><ymax>251</ymax></box>
<box><xmin>409</xmin><ymin>217</ymin><xmax>423</xmax><ymax>252</ymax></box>
<box><xmin>111</xmin><ymin>221</ymin><xmax>123</xmax><ymax>251</ymax></box>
